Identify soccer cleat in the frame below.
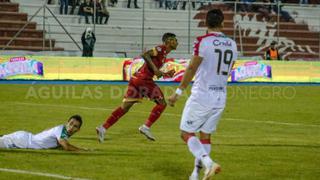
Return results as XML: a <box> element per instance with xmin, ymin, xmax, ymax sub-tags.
<box><xmin>138</xmin><ymin>125</ymin><xmax>155</xmax><ymax>141</ymax></box>
<box><xmin>96</xmin><ymin>126</ymin><xmax>106</xmax><ymax>143</ymax></box>
<box><xmin>202</xmin><ymin>162</ymin><xmax>221</xmax><ymax>180</ymax></box>
<box><xmin>189</xmin><ymin>163</ymin><xmax>202</xmax><ymax>180</ymax></box>
<box><xmin>189</xmin><ymin>174</ymin><xmax>199</xmax><ymax>180</ymax></box>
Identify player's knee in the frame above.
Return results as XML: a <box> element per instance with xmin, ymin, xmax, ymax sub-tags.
<box><xmin>157</xmin><ymin>99</ymin><xmax>167</xmax><ymax>107</ymax></box>
<box><xmin>181</xmin><ymin>131</ymin><xmax>195</xmax><ymax>143</ymax></box>
<box><xmin>200</xmin><ymin>132</ymin><xmax>211</xmax><ymax>140</ymax></box>
<box><xmin>121</xmin><ymin>102</ymin><xmax>136</xmax><ymax>112</ymax></box>
<box><xmin>160</xmin><ymin>102</ymin><xmax>167</xmax><ymax>109</ymax></box>
<box><xmin>180</xmin><ymin>133</ymin><xmax>186</xmax><ymax>142</ymax></box>
<box><xmin>162</xmin><ymin>101</ymin><xmax>167</xmax><ymax>107</ymax></box>
<box><xmin>122</xmin><ymin>107</ymin><xmax>130</xmax><ymax>113</ymax></box>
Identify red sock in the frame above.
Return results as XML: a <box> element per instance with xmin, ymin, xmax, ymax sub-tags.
<box><xmin>103</xmin><ymin>107</ymin><xmax>126</xmax><ymax>129</ymax></box>
<box><xmin>200</xmin><ymin>139</ymin><xmax>211</xmax><ymax>144</ymax></box>
<box><xmin>145</xmin><ymin>104</ymin><xmax>166</xmax><ymax>128</ymax></box>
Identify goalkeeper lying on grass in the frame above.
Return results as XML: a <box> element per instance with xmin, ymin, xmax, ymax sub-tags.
<box><xmin>0</xmin><ymin>115</ymin><xmax>88</xmax><ymax>151</ymax></box>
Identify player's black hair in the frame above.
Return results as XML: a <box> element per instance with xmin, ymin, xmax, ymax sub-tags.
<box><xmin>271</xmin><ymin>41</ymin><xmax>277</xmax><ymax>45</ymax></box>
<box><xmin>162</xmin><ymin>32</ymin><xmax>176</xmax><ymax>42</ymax></box>
<box><xmin>206</xmin><ymin>9</ymin><xmax>224</xmax><ymax>29</ymax></box>
<box><xmin>69</xmin><ymin>115</ymin><xmax>83</xmax><ymax>127</ymax></box>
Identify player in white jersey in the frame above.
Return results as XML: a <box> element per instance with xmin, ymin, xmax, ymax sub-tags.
<box><xmin>169</xmin><ymin>9</ymin><xmax>237</xmax><ymax>180</ymax></box>
<box><xmin>0</xmin><ymin>115</ymin><xmax>87</xmax><ymax>151</ymax></box>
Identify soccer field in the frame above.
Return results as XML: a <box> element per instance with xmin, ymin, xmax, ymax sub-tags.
<box><xmin>0</xmin><ymin>84</ymin><xmax>319</xmax><ymax>180</ymax></box>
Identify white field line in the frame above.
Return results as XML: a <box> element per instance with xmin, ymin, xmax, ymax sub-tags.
<box><xmin>0</xmin><ymin>168</ymin><xmax>91</xmax><ymax>180</ymax></box>
<box><xmin>10</xmin><ymin>102</ymin><xmax>320</xmax><ymax>128</ymax></box>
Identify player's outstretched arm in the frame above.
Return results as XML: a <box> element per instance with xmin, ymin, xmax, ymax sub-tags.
<box><xmin>141</xmin><ymin>50</ymin><xmax>163</xmax><ymax>78</ymax></box>
<box><xmin>168</xmin><ymin>55</ymin><xmax>203</xmax><ymax>107</ymax></box>
<box><xmin>58</xmin><ymin>139</ymin><xmax>89</xmax><ymax>152</ymax></box>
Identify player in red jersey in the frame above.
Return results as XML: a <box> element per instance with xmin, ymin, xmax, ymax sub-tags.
<box><xmin>96</xmin><ymin>33</ymin><xmax>178</xmax><ymax>142</ymax></box>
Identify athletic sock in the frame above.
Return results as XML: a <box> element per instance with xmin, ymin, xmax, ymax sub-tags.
<box><xmin>102</xmin><ymin>107</ymin><xmax>126</xmax><ymax>129</ymax></box>
<box><xmin>201</xmin><ymin>139</ymin><xmax>211</xmax><ymax>155</ymax></box>
<box><xmin>144</xmin><ymin>104</ymin><xmax>166</xmax><ymax>128</ymax></box>
<box><xmin>191</xmin><ymin>139</ymin><xmax>211</xmax><ymax>177</ymax></box>
<box><xmin>191</xmin><ymin>158</ymin><xmax>202</xmax><ymax>177</ymax></box>
<box><xmin>187</xmin><ymin>136</ymin><xmax>208</xmax><ymax>160</ymax></box>
<box><xmin>187</xmin><ymin>136</ymin><xmax>212</xmax><ymax>168</ymax></box>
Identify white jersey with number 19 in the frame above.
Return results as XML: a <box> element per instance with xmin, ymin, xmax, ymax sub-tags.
<box><xmin>190</xmin><ymin>32</ymin><xmax>238</xmax><ymax>108</ymax></box>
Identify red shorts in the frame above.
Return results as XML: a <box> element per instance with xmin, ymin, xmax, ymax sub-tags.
<box><xmin>124</xmin><ymin>77</ymin><xmax>164</xmax><ymax>102</ymax></box>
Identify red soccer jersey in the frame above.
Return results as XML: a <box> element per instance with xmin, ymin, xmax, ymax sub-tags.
<box><xmin>134</xmin><ymin>45</ymin><xmax>168</xmax><ymax>80</ymax></box>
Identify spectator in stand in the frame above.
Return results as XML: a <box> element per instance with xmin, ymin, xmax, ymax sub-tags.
<box><xmin>108</xmin><ymin>0</ymin><xmax>118</xmax><ymax>7</ymax></box>
<box><xmin>239</xmin><ymin>0</ymin><xmax>254</xmax><ymax>12</ymax></box>
<box><xmin>252</xmin><ymin>0</ymin><xmax>273</xmax><ymax>21</ymax></box>
<box><xmin>70</xmin><ymin>0</ymin><xmax>80</xmax><ymax>14</ymax></box>
<box><xmin>78</xmin><ymin>0</ymin><xmax>94</xmax><ymax>24</ymax></box>
<box><xmin>271</xmin><ymin>0</ymin><xmax>294</xmax><ymax>22</ymax></box>
<box><xmin>224</xmin><ymin>0</ymin><xmax>236</xmax><ymax>11</ymax></box>
<box><xmin>81</xmin><ymin>27</ymin><xmax>96</xmax><ymax>57</ymax></box>
<box><xmin>172</xmin><ymin>0</ymin><xmax>179</xmax><ymax>10</ymax></box>
<box><xmin>96</xmin><ymin>0</ymin><xmax>110</xmax><ymax>24</ymax></box>
<box><xmin>159</xmin><ymin>0</ymin><xmax>171</xmax><ymax>9</ymax></box>
<box><xmin>181</xmin><ymin>0</ymin><xmax>196</xmax><ymax>10</ymax></box>
<box><xmin>264</xmin><ymin>41</ymin><xmax>281</xmax><ymax>60</ymax></box>
<box><xmin>299</xmin><ymin>0</ymin><xmax>308</xmax><ymax>5</ymax></box>
<box><xmin>127</xmin><ymin>0</ymin><xmax>140</xmax><ymax>8</ymax></box>
<box><xmin>59</xmin><ymin>0</ymin><xmax>69</xmax><ymax>14</ymax></box>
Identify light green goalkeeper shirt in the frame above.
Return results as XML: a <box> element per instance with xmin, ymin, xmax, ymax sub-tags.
<box><xmin>29</xmin><ymin>125</ymin><xmax>69</xmax><ymax>149</ymax></box>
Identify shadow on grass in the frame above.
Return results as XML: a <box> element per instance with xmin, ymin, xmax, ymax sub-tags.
<box><xmin>151</xmin><ymin>159</ymin><xmax>189</xmax><ymax>180</ymax></box>
<box><xmin>72</xmin><ymin>136</ymin><xmax>101</xmax><ymax>141</ymax></box>
<box><xmin>0</xmin><ymin>148</ymin><xmax>141</xmax><ymax>157</ymax></box>
<box><xmin>73</xmin><ymin>128</ymin><xmax>161</xmax><ymax>142</ymax></box>
<box><xmin>1</xmin><ymin>143</ymin><xmax>318</xmax><ymax>158</ymax></box>
<box><xmin>215</xmin><ymin>143</ymin><xmax>320</xmax><ymax>148</ymax></box>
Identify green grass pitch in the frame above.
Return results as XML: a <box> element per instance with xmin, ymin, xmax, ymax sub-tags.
<box><xmin>0</xmin><ymin>84</ymin><xmax>319</xmax><ymax>180</ymax></box>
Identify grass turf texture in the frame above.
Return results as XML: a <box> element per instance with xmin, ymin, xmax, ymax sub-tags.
<box><xmin>0</xmin><ymin>84</ymin><xmax>319</xmax><ymax>180</ymax></box>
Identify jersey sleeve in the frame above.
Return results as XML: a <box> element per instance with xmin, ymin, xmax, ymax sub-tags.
<box><xmin>193</xmin><ymin>37</ymin><xmax>206</xmax><ymax>58</ymax></box>
<box><xmin>151</xmin><ymin>46</ymin><xmax>163</xmax><ymax>57</ymax></box>
<box><xmin>53</xmin><ymin>125</ymin><xmax>69</xmax><ymax>141</ymax></box>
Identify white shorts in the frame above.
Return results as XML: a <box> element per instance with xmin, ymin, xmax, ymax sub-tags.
<box><xmin>180</xmin><ymin>99</ymin><xmax>224</xmax><ymax>134</ymax></box>
<box><xmin>0</xmin><ymin>131</ymin><xmax>32</xmax><ymax>149</ymax></box>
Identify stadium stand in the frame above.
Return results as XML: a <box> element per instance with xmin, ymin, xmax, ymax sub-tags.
<box><xmin>10</xmin><ymin>0</ymin><xmax>202</xmax><ymax>58</ymax></box>
<box><xmin>1</xmin><ymin>0</ymin><xmax>319</xmax><ymax>60</ymax></box>
<box><xmin>196</xmin><ymin>3</ymin><xmax>320</xmax><ymax>60</ymax></box>
<box><xmin>0</xmin><ymin>0</ymin><xmax>64</xmax><ymax>51</ymax></box>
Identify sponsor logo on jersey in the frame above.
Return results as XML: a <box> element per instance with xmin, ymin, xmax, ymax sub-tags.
<box><xmin>208</xmin><ymin>86</ymin><xmax>225</xmax><ymax>91</ymax></box>
<box><xmin>213</xmin><ymin>39</ymin><xmax>232</xmax><ymax>47</ymax></box>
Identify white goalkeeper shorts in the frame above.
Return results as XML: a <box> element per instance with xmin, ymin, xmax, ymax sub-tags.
<box><xmin>0</xmin><ymin>131</ymin><xmax>32</xmax><ymax>149</ymax></box>
<box><xmin>180</xmin><ymin>98</ymin><xmax>224</xmax><ymax>134</ymax></box>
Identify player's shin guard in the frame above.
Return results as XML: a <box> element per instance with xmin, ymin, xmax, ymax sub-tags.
<box><xmin>144</xmin><ymin>104</ymin><xmax>166</xmax><ymax>128</ymax></box>
<box><xmin>103</xmin><ymin>107</ymin><xmax>126</xmax><ymax>129</ymax></box>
